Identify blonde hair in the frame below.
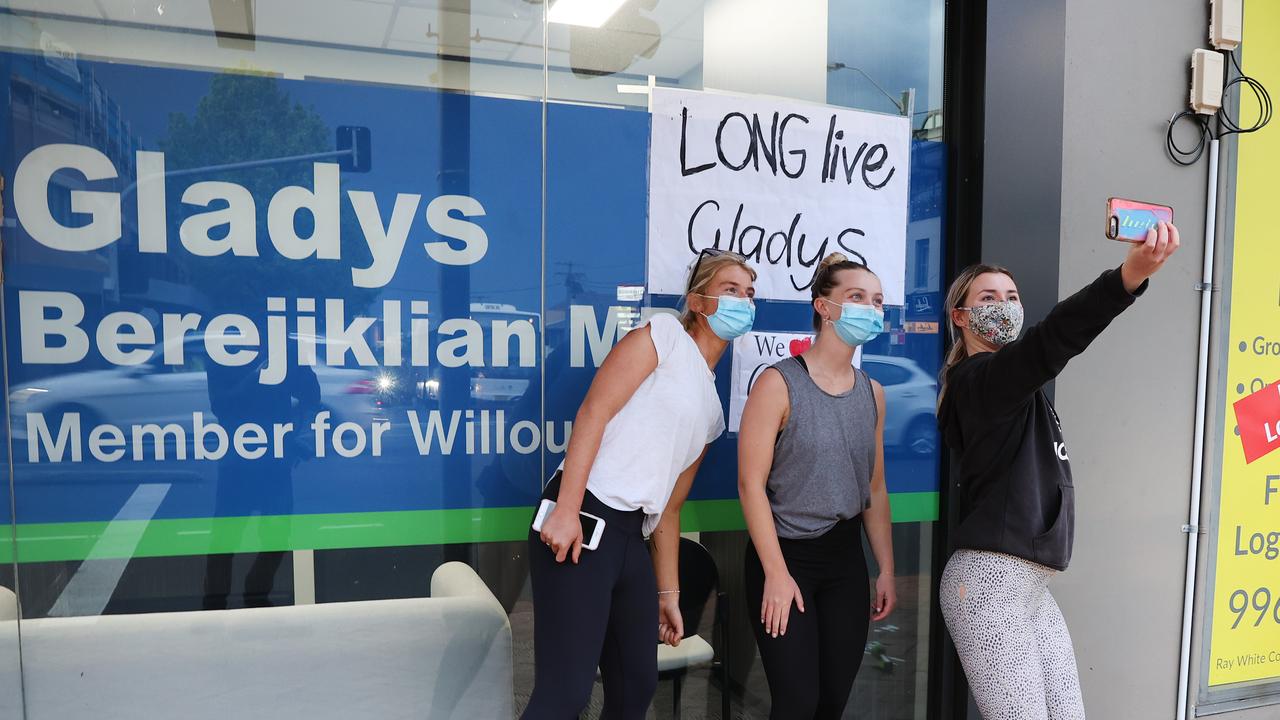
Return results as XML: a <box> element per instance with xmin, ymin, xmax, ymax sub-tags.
<box><xmin>809</xmin><ymin>251</ymin><xmax>874</xmax><ymax>331</ymax></box>
<box><xmin>679</xmin><ymin>252</ymin><xmax>757</xmax><ymax>330</ymax></box>
<box><xmin>938</xmin><ymin>263</ymin><xmax>1016</xmax><ymax>409</ymax></box>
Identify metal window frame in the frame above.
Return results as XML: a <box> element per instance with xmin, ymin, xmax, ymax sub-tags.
<box><xmin>928</xmin><ymin>0</ymin><xmax>987</xmax><ymax>717</ymax></box>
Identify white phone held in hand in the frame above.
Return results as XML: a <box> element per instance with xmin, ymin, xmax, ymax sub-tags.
<box><xmin>532</xmin><ymin>499</ymin><xmax>606</xmax><ymax>551</ymax></box>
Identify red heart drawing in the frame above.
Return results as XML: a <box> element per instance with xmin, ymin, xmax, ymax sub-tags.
<box><xmin>789</xmin><ymin>337</ymin><xmax>812</xmax><ymax>356</ymax></box>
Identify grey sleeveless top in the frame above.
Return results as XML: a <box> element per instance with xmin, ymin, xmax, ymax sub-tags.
<box><xmin>767</xmin><ymin>356</ymin><xmax>877</xmax><ymax>540</ymax></box>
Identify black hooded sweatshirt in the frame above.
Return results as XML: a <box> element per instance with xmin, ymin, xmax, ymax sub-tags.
<box><xmin>937</xmin><ymin>268</ymin><xmax>1146</xmax><ymax>571</ymax></box>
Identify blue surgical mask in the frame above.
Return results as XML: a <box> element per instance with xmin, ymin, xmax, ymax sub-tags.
<box><xmin>823</xmin><ymin>300</ymin><xmax>884</xmax><ymax>347</ymax></box>
<box><xmin>698</xmin><ymin>295</ymin><xmax>755</xmax><ymax>340</ymax></box>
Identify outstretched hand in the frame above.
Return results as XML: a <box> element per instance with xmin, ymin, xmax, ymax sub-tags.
<box><xmin>1120</xmin><ymin>221</ymin><xmax>1180</xmax><ymax>293</ymax></box>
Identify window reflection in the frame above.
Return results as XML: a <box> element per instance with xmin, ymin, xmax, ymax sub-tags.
<box><xmin>1</xmin><ymin>1</ymin><xmax>947</xmax><ymax>717</ymax></box>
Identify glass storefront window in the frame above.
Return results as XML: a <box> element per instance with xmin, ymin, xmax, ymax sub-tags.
<box><xmin>0</xmin><ymin>2</ymin><xmax>946</xmax><ymax>717</ymax></box>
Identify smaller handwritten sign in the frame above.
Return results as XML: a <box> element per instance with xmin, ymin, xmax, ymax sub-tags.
<box><xmin>728</xmin><ymin>331</ymin><xmax>861</xmax><ymax>432</ymax></box>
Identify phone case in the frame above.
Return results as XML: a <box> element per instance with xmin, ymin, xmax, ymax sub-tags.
<box><xmin>1106</xmin><ymin>197</ymin><xmax>1174</xmax><ymax>241</ymax></box>
<box><xmin>531</xmin><ymin>498</ymin><xmax>554</xmax><ymax>533</ymax></box>
<box><xmin>531</xmin><ymin>499</ymin><xmax>605</xmax><ymax>550</ymax></box>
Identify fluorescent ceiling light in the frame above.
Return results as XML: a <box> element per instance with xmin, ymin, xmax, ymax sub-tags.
<box><xmin>548</xmin><ymin>0</ymin><xmax>627</xmax><ymax>28</ymax></box>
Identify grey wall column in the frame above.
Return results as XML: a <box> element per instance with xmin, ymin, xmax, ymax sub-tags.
<box><xmin>980</xmin><ymin>0</ymin><xmax>1066</xmax><ymax>350</ymax></box>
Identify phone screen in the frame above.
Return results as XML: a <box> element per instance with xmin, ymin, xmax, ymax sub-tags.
<box><xmin>578</xmin><ymin>513</ymin><xmax>600</xmax><ymax>540</ymax></box>
<box><xmin>1108</xmin><ymin>199</ymin><xmax>1173</xmax><ymax>241</ymax></box>
<box><xmin>1113</xmin><ymin>208</ymin><xmax>1162</xmax><ymax>240</ymax></box>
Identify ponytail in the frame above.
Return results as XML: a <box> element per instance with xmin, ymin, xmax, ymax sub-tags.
<box><xmin>809</xmin><ymin>250</ymin><xmax>873</xmax><ymax>331</ymax></box>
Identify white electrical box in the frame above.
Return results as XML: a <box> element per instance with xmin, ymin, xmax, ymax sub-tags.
<box><xmin>1211</xmin><ymin>0</ymin><xmax>1242</xmax><ymax>50</ymax></box>
<box><xmin>1191</xmin><ymin>49</ymin><xmax>1224</xmax><ymax>114</ymax></box>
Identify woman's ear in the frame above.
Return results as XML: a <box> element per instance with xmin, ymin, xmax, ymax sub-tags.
<box><xmin>951</xmin><ymin>308</ymin><xmax>970</xmax><ymax>331</ymax></box>
<box><xmin>690</xmin><ymin>293</ymin><xmax>718</xmax><ymax>317</ymax></box>
<box><xmin>813</xmin><ymin>298</ymin><xmax>828</xmax><ymax>324</ymax></box>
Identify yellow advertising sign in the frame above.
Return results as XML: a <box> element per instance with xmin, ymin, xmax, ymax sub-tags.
<box><xmin>1207</xmin><ymin>2</ymin><xmax>1280</xmax><ymax>687</ymax></box>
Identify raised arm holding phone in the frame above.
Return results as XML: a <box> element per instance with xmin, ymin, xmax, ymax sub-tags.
<box><xmin>937</xmin><ymin>221</ymin><xmax>1180</xmax><ymax>720</ymax></box>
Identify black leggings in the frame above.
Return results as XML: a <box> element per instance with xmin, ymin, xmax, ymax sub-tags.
<box><xmin>522</xmin><ymin>476</ymin><xmax>657</xmax><ymax>720</ymax></box>
<box><xmin>745</xmin><ymin>517</ymin><xmax>871</xmax><ymax>720</ymax></box>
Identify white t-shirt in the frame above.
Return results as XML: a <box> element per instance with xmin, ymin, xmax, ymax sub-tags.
<box><xmin>575</xmin><ymin>312</ymin><xmax>725</xmax><ymax>536</ymax></box>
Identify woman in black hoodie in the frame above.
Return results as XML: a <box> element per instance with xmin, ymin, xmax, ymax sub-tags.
<box><xmin>936</xmin><ymin>222</ymin><xmax>1179</xmax><ymax>719</ymax></box>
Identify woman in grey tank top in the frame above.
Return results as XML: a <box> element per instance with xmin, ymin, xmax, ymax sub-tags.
<box><xmin>737</xmin><ymin>253</ymin><xmax>898</xmax><ymax>719</ymax></box>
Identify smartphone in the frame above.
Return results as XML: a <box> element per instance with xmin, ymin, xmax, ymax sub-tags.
<box><xmin>531</xmin><ymin>499</ymin><xmax>605</xmax><ymax>551</ymax></box>
<box><xmin>1106</xmin><ymin>197</ymin><xmax>1174</xmax><ymax>242</ymax></box>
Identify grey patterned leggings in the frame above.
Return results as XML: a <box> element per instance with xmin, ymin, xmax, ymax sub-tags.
<box><xmin>941</xmin><ymin>549</ymin><xmax>1086</xmax><ymax>720</ymax></box>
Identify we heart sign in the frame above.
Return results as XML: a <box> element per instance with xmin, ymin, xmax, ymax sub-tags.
<box><xmin>728</xmin><ymin>331</ymin><xmax>861</xmax><ymax>432</ymax></box>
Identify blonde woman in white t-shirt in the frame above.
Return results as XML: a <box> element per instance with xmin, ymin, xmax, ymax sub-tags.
<box><xmin>522</xmin><ymin>250</ymin><xmax>756</xmax><ymax>720</ymax></box>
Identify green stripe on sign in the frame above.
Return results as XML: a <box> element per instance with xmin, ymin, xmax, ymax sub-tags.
<box><xmin>679</xmin><ymin>491</ymin><xmax>938</xmax><ymax>531</ymax></box>
<box><xmin>887</xmin><ymin>492</ymin><xmax>941</xmax><ymax>524</ymax></box>
<box><xmin>0</xmin><ymin>492</ymin><xmax>938</xmax><ymax>563</ymax></box>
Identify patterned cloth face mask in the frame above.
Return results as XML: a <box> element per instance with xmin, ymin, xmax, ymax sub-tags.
<box><xmin>962</xmin><ymin>300</ymin><xmax>1024</xmax><ymax>346</ymax></box>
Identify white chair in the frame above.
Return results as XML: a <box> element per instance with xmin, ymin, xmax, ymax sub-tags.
<box><xmin>0</xmin><ymin>585</ymin><xmax>20</xmax><ymax>720</ymax></box>
<box><xmin>0</xmin><ymin>585</ymin><xmax>17</xmax><ymax>622</ymax></box>
<box><xmin>657</xmin><ymin>538</ymin><xmax>729</xmax><ymax>720</ymax></box>
<box><xmin>5</xmin><ymin>561</ymin><xmax>513</xmax><ymax>719</ymax></box>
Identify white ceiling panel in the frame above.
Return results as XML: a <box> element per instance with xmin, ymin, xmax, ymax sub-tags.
<box><xmin>5</xmin><ymin>0</ymin><xmax>704</xmax><ymax>77</ymax></box>
<box><xmin>256</xmin><ymin>0</ymin><xmax>395</xmax><ymax>48</ymax></box>
<box><xmin>400</xmin><ymin>0</ymin><xmax>542</xmax><ymax>24</ymax></box>
<box><xmin>97</xmin><ymin>0</ymin><xmax>214</xmax><ymax>31</ymax></box>
<box><xmin>4</xmin><ymin>0</ymin><xmax>103</xmax><ymax>19</ymax></box>
<box><xmin>389</xmin><ymin>5</ymin><xmax>543</xmax><ymax>62</ymax></box>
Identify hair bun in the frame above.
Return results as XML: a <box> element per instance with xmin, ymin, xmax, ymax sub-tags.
<box><xmin>818</xmin><ymin>252</ymin><xmax>848</xmax><ymax>271</ymax></box>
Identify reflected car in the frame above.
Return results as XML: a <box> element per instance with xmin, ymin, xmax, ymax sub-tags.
<box><xmin>861</xmin><ymin>354</ymin><xmax>938</xmax><ymax>457</ymax></box>
<box><xmin>9</xmin><ymin>334</ymin><xmax>382</xmax><ymax>447</ymax></box>
<box><xmin>418</xmin><ymin>371</ymin><xmax>532</xmax><ymax>405</ymax></box>
<box><xmin>415</xmin><ymin>303</ymin><xmax>538</xmax><ymax>407</ymax></box>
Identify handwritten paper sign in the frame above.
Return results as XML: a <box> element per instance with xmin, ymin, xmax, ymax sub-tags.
<box><xmin>647</xmin><ymin>87</ymin><xmax>909</xmax><ymax>305</ymax></box>
<box><xmin>728</xmin><ymin>331</ymin><xmax>862</xmax><ymax>432</ymax></box>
